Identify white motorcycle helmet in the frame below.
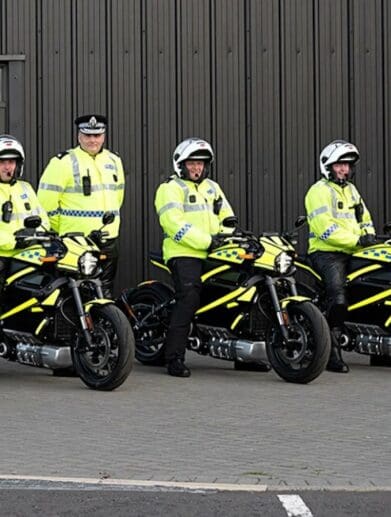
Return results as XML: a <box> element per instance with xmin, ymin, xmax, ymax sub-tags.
<box><xmin>0</xmin><ymin>134</ymin><xmax>25</xmax><ymax>182</ymax></box>
<box><xmin>173</xmin><ymin>138</ymin><xmax>214</xmax><ymax>181</ymax></box>
<box><xmin>319</xmin><ymin>140</ymin><xmax>360</xmax><ymax>184</ymax></box>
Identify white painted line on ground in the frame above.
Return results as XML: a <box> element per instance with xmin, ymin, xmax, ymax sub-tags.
<box><xmin>0</xmin><ymin>475</ymin><xmax>267</xmax><ymax>492</ymax></box>
<box><xmin>278</xmin><ymin>495</ymin><xmax>313</xmax><ymax>517</ymax></box>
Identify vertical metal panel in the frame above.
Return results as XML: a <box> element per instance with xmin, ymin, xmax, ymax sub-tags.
<box><xmin>142</xmin><ymin>0</ymin><xmax>177</xmax><ymax>277</ymax></box>
<box><xmin>280</xmin><ymin>0</ymin><xmax>316</xmax><ymax>229</ymax></box>
<box><xmin>247</xmin><ymin>0</ymin><xmax>282</xmax><ymax>234</ymax></box>
<box><xmin>3</xmin><ymin>0</ymin><xmax>38</xmax><ymax>184</ymax></box>
<box><xmin>385</xmin><ymin>0</ymin><xmax>391</xmax><ymax>222</ymax></box>
<box><xmin>110</xmin><ymin>0</ymin><xmax>145</xmax><ymax>288</ymax></box>
<box><xmin>40</xmin><ymin>0</ymin><xmax>73</xmax><ymax>171</ymax></box>
<box><xmin>177</xmin><ymin>0</ymin><xmax>212</xmax><ymax>139</ymax></box>
<box><xmin>213</xmin><ymin>0</ymin><xmax>247</xmax><ymax>224</ymax></box>
<box><xmin>73</xmin><ymin>0</ymin><xmax>108</xmax><ymax>114</ymax></box>
<box><xmin>350</xmin><ymin>0</ymin><xmax>384</xmax><ymax>227</ymax></box>
<box><xmin>316</xmin><ymin>0</ymin><xmax>350</xmax><ymax>152</ymax></box>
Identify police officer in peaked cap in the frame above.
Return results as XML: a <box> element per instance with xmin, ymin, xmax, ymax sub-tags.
<box><xmin>38</xmin><ymin>114</ymin><xmax>125</xmax><ymax>298</ymax></box>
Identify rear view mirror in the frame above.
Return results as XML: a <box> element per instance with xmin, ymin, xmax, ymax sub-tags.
<box><xmin>383</xmin><ymin>222</ymin><xmax>391</xmax><ymax>235</ymax></box>
<box><xmin>102</xmin><ymin>211</ymin><xmax>115</xmax><ymax>226</ymax></box>
<box><xmin>295</xmin><ymin>215</ymin><xmax>307</xmax><ymax>228</ymax></box>
<box><xmin>222</xmin><ymin>216</ymin><xmax>239</xmax><ymax>228</ymax></box>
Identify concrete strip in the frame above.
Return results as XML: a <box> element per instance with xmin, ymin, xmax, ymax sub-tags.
<box><xmin>0</xmin><ymin>475</ymin><xmax>267</xmax><ymax>492</ymax></box>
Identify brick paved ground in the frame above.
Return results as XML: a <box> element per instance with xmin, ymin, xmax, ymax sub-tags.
<box><xmin>0</xmin><ymin>352</ymin><xmax>389</xmax><ymax>489</ymax></box>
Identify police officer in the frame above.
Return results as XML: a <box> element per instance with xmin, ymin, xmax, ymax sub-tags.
<box><xmin>305</xmin><ymin>140</ymin><xmax>376</xmax><ymax>373</ymax></box>
<box><xmin>0</xmin><ymin>134</ymin><xmax>49</xmax><ymax>303</ymax></box>
<box><xmin>155</xmin><ymin>138</ymin><xmax>236</xmax><ymax>377</ymax></box>
<box><xmin>38</xmin><ymin>114</ymin><xmax>125</xmax><ymax>297</ymax></box>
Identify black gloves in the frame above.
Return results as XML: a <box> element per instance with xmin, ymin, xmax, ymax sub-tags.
<box><xmin>88</xmin><ymin>230</ymin><xmax>104</xmax><ymax>247</ymax></box>
<box><xmin>209</xmin><ymin>235</ymin><xmax>227</xmax><ymax>251</ymax></box>
<box><xmin>14</xmin><ymin>228</ymin><xmax>36</xmax><ymax>249</ymax></box>
<box><xmin>357</xmin><ymin>233</ymin><xmax>376</xmax><ymax>247</ymax></box>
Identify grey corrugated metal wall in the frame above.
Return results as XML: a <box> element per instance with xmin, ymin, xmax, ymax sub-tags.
<box><xmin>0</xmin><ymin>0</ymin><xmax>390</xmax><ymax>292</ymax></box>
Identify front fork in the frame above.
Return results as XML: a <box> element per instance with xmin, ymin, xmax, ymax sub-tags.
<box><xmin>265</xmin><ymin>276</ymin><xmax>297</xmax><ymax>341</ymax></box>
<box><xmin>69</xmin><ymin>278</ymin><xmax>96</xmax><ymax>347</ymax></box>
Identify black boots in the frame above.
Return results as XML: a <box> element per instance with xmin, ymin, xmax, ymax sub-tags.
<box><xmin>167</xmin><ymin>358</ymin><xmax>191</xmax><ymax>377</ymax></box>
<box><xmin>326</xmin><ymin>346</ymin><xmax>349</xmax><ymax>373</ymax></box>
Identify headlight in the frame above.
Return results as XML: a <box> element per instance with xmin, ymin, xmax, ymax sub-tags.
<box><xmin>78</xmin><ymin>252</ymin><xmax>98</xmax><ymax>276</ymax></box>
<box><xmin>275</xmin><ymin>252</ymin><xmax>293</xmax><ymax>274</ymax></box>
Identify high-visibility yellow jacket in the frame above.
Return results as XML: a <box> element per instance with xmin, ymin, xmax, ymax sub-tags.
<box><xmin>305</xmin><ymin>178</ymin><xmax>375</xmax><ymax>254</ymax></box>
<box><xmin>37</xmin><ymin>146</ymin><xmax>125</xmax><ymax>238</ymax></box>
<box><xmin>0</xmin><ymin>180</ymin><xmax>49</xmax><ymax>257</ymax></box>
<box><xmin>155</xmin><ymin>176</ymin><xmax>235</xmax><ymax>262</ymax></box>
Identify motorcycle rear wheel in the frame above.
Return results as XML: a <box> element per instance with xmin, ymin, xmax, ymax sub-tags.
<box><xmin>72</xmin><ymin>305</ymin><xmax>134</xmax><ymax>390</ymax></box>
<box><xmin>127</xmin><ymin>285</ymin><xmax>173</xmax><ymax>366</ymax></box>
<box><xmin>266</xmin><ymin>301</ymin><xmax>330</xmax><ymax>384</ymax></box>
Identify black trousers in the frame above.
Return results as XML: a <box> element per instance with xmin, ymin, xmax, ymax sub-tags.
<box><xmin>310</xmin><ymin>251</ymin><xmax>351</xmax><ymax>328</ymax></box>
<box><xmin>99</xmin><ymin>239</ymin><xmax>119</xmax><ymax>298</ymax></box>
<box><xmin>165</xmin><ymin>257</ymin><xmax>203</xmax><ymax>363</ymax></box>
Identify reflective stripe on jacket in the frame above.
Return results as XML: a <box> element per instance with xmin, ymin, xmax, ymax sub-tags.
<box><xmin>305</xmin><ymin>178</ymin><xmax>375</xmax><ymax>254</ymax></box>
<box><xmin>155</xmin><ymin>176</ymin><xmax>234</xmax><ymax>262</ymax></box>
<box><xmin>0</xmin><ymin>180</ymin><xmax>49</xmax><ymax>257</ymax></box>
<box><xmin>37</xmin><ymin>146</ymin><xmax>125</xmax><ymax>238</ymax></box>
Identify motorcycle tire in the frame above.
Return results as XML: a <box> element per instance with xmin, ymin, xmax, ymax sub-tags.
<box><xmin>72</xmin><ymin>304</ymin><xmax>134</xmax><ymax>391</ymax></box>
<box><xmin>125</xmin><ymin>283</ymin><xmax>173</xmax><ymax>366</ymax></box>
<box><xmin>266</xmin><ymin>301</ymin><xmax>330</xmax><ymax>384</ymax></box>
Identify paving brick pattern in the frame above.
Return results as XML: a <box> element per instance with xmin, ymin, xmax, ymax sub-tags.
<box><xmin>0</xmin><ymin>353</ymin><xmax>389</xmax><ymax>488</ymax></box>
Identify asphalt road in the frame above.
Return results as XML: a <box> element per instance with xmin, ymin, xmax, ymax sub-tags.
<box><xmin>0</xmin><ymin>351</ymin><xmax>390</xmax><ymax>515</ymax></box>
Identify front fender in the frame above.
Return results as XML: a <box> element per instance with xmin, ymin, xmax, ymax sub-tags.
<box><xmin>84</xmin><ymin>299</ymin><xmax>113</xmax><ymax>312</ymax></box>
<box><xmin>281</xmin><ymin>295</ymin><xmax>311</xmax><ymax>309</ymax></box>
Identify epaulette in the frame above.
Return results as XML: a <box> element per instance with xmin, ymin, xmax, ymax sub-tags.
<box><xmin>165</xmin><ymin>175</ymin><xmax>175</xmax><ymax>183</ymax></box>
<box><xmin>112</xmin><ymin>150</ymin><xmax>121</xmax><ymax>157</ymax></box>
<box><xmin>56</xmin><ymin>151</ymin><xmax>69</xmax><ymax>159</ymax></box>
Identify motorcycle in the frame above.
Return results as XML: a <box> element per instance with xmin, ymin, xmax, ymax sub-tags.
<box><xmin>0</xmin><ymin>213</ymin><xmax>135</xmax><ymax>390</ymax></box>
<box><xmin>117</xmin><ymin>217</ymin><xmax>330</xmax><ymax>384</ymax></box>
<box><xmin>294</xmin><ymin>216</ymin><xmax>391</xmax><ymax>366</ymax></box>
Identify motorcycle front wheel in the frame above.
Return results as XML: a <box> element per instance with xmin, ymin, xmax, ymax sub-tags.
<box><xmin>72</xmin><ymin>305</ymin><xmax>134</xmax><ymax>391</ymax></box>
<box><xmin>266</xmin><ymin>301</ymin><xmax>330</xmax><ymax>384</ymax></box>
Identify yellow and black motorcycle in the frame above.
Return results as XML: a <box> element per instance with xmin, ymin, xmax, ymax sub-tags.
<box><xmin>295</xmin><ymin>217</ymin><xmax>391</xmax><ymax>367</ymax></box>
<box><xmin>0</xmin><ymin>215</ymin><xmax>134</xmax><ymax>390</ymax></box>
<box><xmin>118</xmin><ymin>217</ymin><xmax>330</xmax><ymax>384</ymax></box>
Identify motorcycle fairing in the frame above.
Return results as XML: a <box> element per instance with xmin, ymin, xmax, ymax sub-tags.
<box><xmin>281</xmin><ymin>295</ymin><xmax>311</xmax><ymax>309</ymax></box>
<box><xmin>253</xmin><ymin>237</ymin><xmax>295</xmax><ymax>271</ymax></box>
<box><xmin>354</xmin><ymin>245</ymin><xmax>391</xmax><ymax>262</ymax></box>
<box><xmin>201</xmin><ymin>264</ymin><xmax>231</xmax><ymax>282</ymax></box>
<box><xmin>0</xmin><ymin>297</ymin><xmax>39</xmax><ymax>320</ymax></box>
<box><xmin>41</xmin><ymin>289</ymin><xmax>61</xmax><ymax>306</ymax></box>
<box><xmin>5</xmin><ymin>266</ymin><xmax>36</xmax><ymax>286</ymax></box>
<box><xmin>208</xmin><ymin>245</ymin><xmax>246</xmax><ymax>264</ymax></box>
<box><xmin>230</xmin><ymin>312</ymin><xmax>245</xmax><ymax>330</ymax></box>
<box><xmin>346</xmin><ymin>264</ymin><xmax>382</xmax><ymax>282</ymax></box>
<box><xmin>348</xmin><ymin>288</ymin><xmax>391</xmax><ymax>311</ymax></box>
<box><xmin>196</xmin><ymin>286</ymin><xmax>248</xmax><ymax>315</ymax></box>
<box><xmin>13</xmin><ymin>247</ymin><xmax>46</xmax><ymax>265</ymax></box>
<box><xmin>84</xmin><ymin>299</ymin><xmax>113</xmax><ymax>311</ymax></box>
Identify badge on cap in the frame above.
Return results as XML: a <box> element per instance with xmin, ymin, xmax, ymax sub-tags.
<box><xmin>75</xmin><ymin>114</ymin><xmax>107</xmax><ymax>135</ymax></box>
